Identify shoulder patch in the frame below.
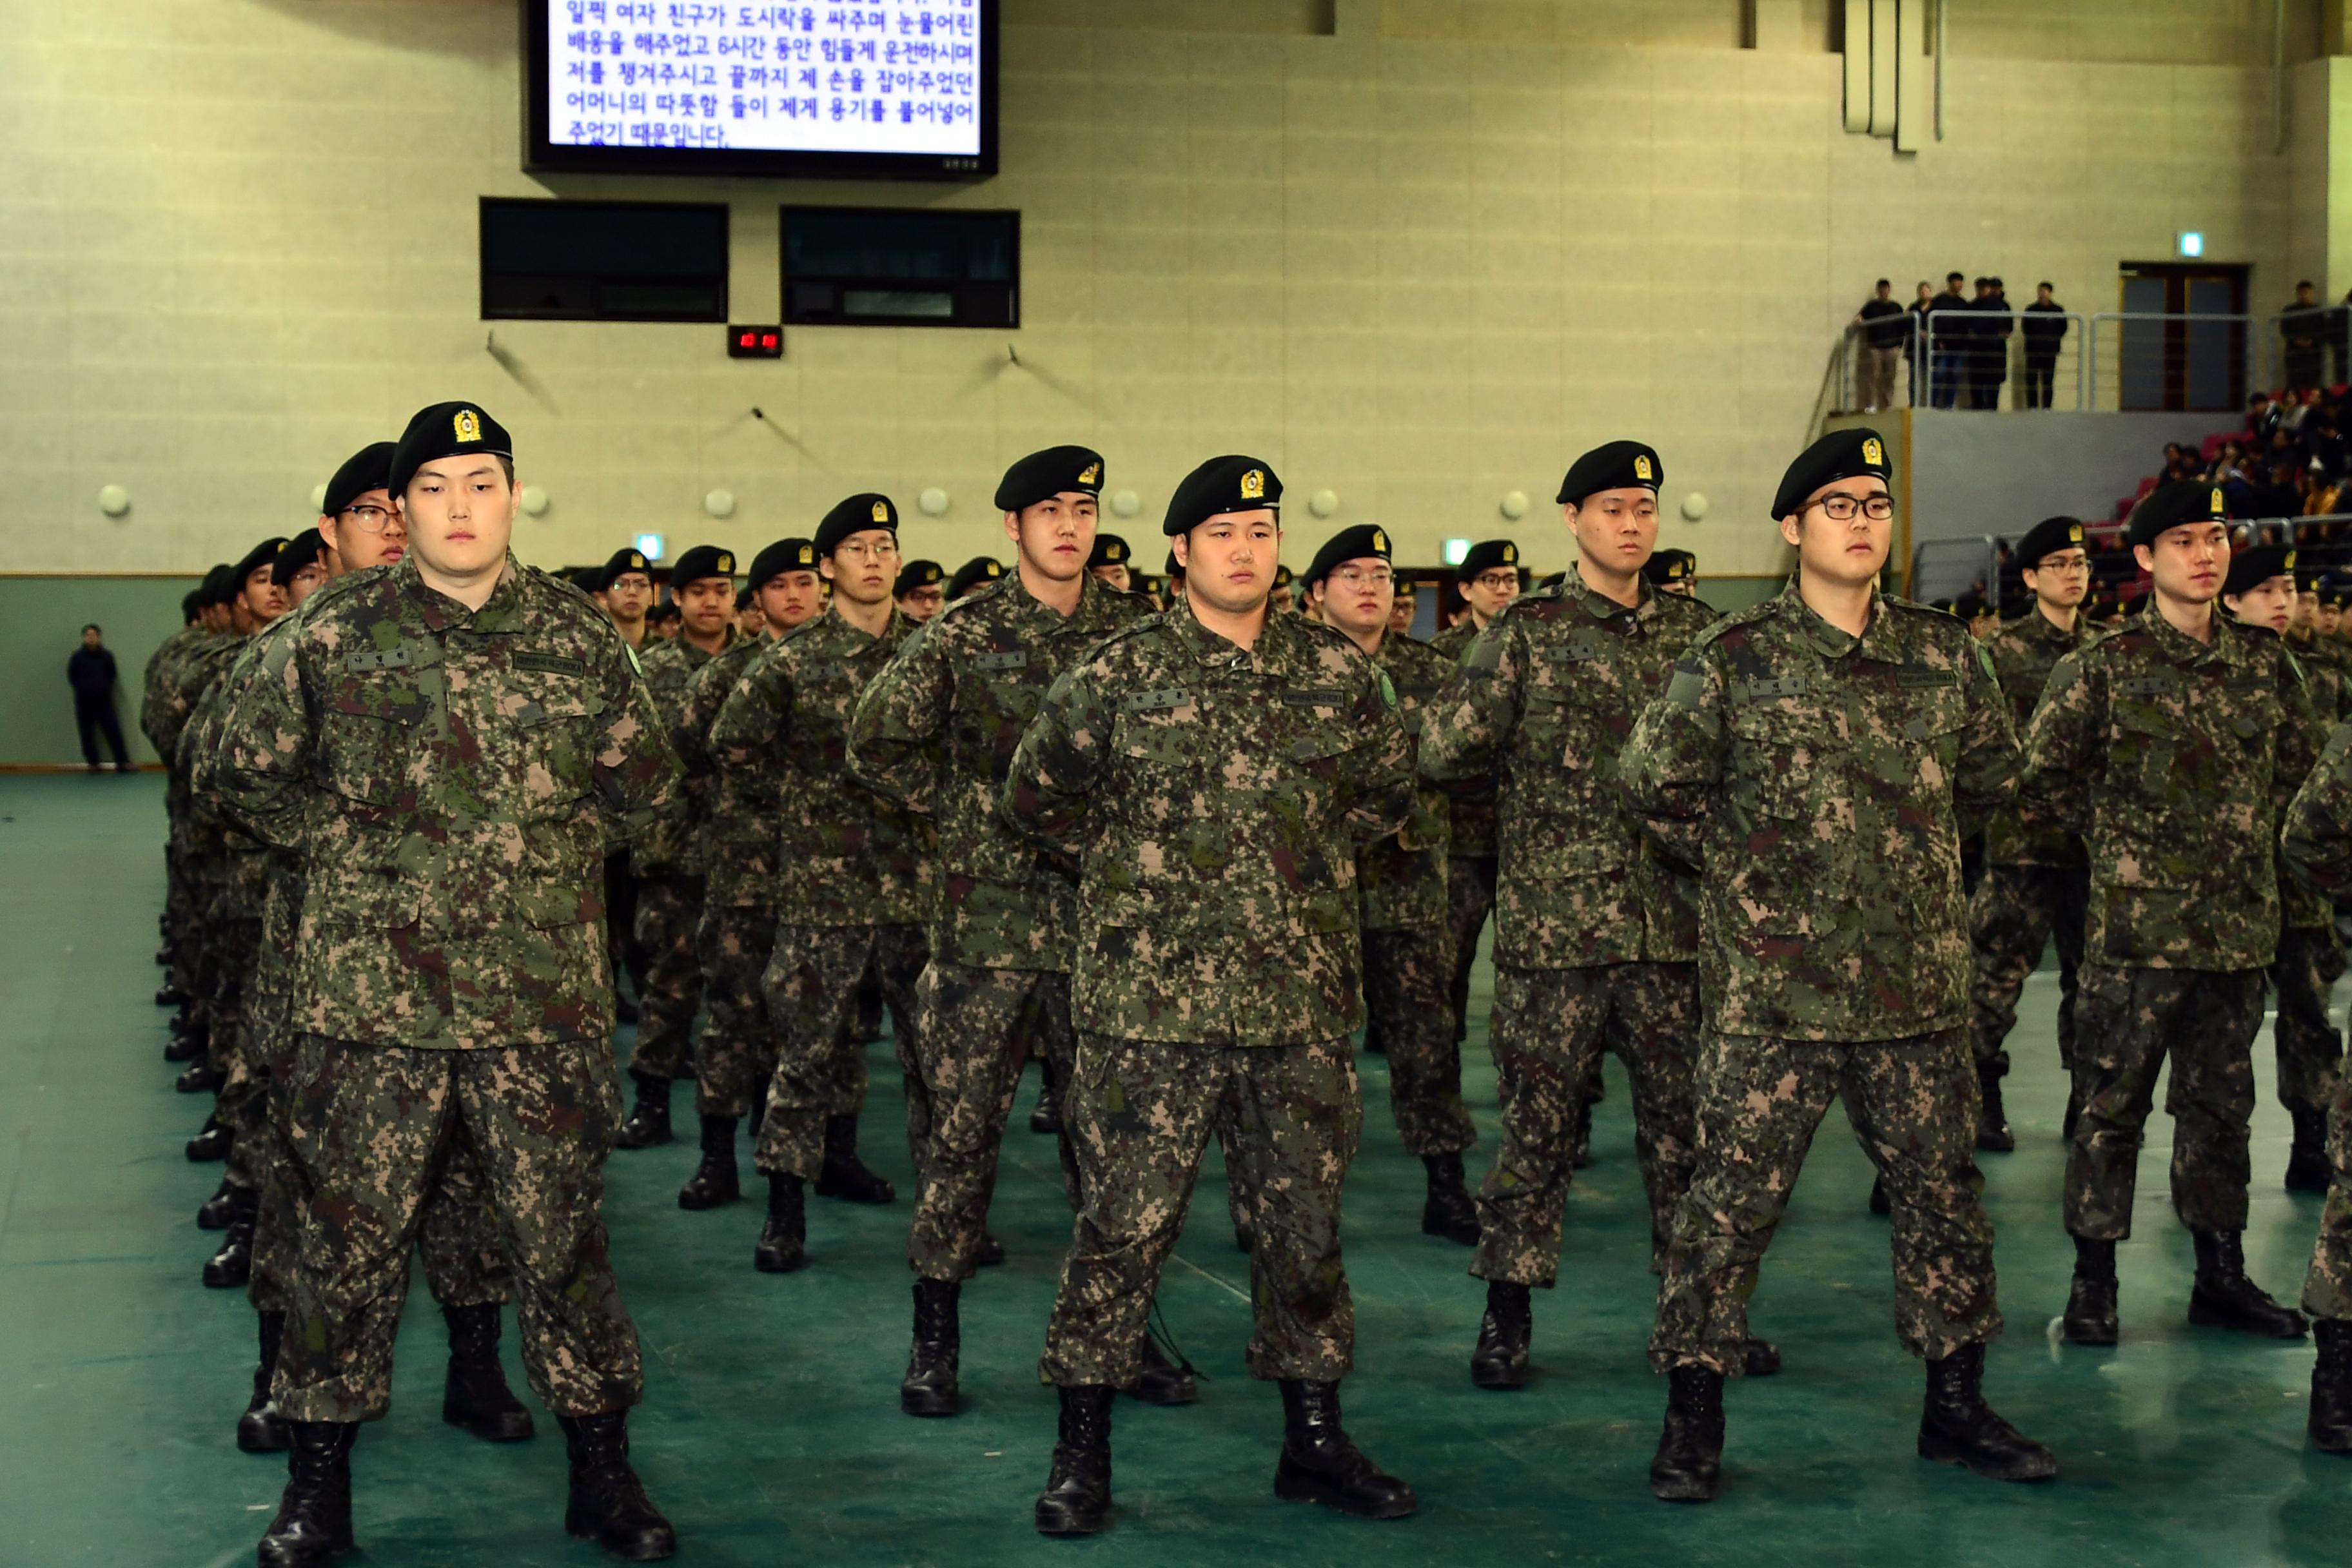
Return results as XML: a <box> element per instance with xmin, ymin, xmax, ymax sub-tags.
<box><xmin>1377</xmin><ymin>669</ymin><xmax>1398</xmax><ymax>710</ymax></box>
<box><xmin>1665</xmin><ymin>657</ymin><xmax>1708</xmax><ymax>710</ymax></box>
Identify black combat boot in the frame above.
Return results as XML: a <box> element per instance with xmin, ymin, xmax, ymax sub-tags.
<box><xmin>2063</xmin><ymin>1235</ymin><xmax>2119</xmax><ymax>1345</ymax></box>
<box><xmin>900</xmin><ymin>1279</ymin><xmax>961</xmax><ymax>1416</ymax></box>
<box><xmin>1568</xmin><ymin>1098</ymin><xmax>1594</xmax><ymax>1169</ymax></box>
<box><xmin>156</xmin><ymin>982</ymin><xmax>184</xmax><ymax>1004</ymax></box>
<box><xmin>1742</xmin><ymin>1337</ymin><xmax>1783</xmax><ymax>1377</ymax></box>
<box><xmin>197</xmin><ymin>1177</ymin><xmax>247</xmax><ymax>1230</ymax></box>
<box><xmin>2287</xmin><ymin>1108</ymin><xmax>2331</xmax><ymax>1194</ymax></box>
<box><xmin>186</xmin><ymin>1113</ymin><xmax>234</xmax><ymax>1163</ymax></box>
<box><xmin>676</xmin><ymin>1115</ymin><xmax>740</xmax><ymax>1210</ymax></box>
<box><xmin>1272</xmin><ymin>1380</ymin><xmax>1416</xmax><ymax>1519</ymax></box>
<box><xmin>558</xmin><ymin>1411</ymin><xmax>676</xmax><ymax>1561</ymax></box>
<box><xmin>2311</xmin><ymin>1318</ymin><xmax>2352</xmax><ymax>1453</ymax></box>
<box><xmin>163</xmin><ymin>1025</ymin><xmax>202</xmax><ymax>1063</ymax></box>
<box><xmin>2189</xmin><ymin>1231</ymin><xmax>2309</xmax><ymax>1337</ymax></box>
<box><xmin>752</xmin><ymin>1173</ymin><xmax>807</xmax><ymax>1273</ymax></box>
<box><xmin>237</xmin><ymin>1310</ymin><xmax>291</xmax><ymax>1453</ymax></box>
<box><xmin>1649</xmin><ymin>1363</ymin><xmax>1725</xmax><ymax>1502</ymax></box>
<box><xmin>814</xmin><ymin>1112</ymin><xmax>896</xmax><ymax>1202</ymax></box>
<box><xmin>1128</xmin><ymin>1333</ymin><xmax>1198</xmax><ymax>1406</ymax></box>
<box><xmin>1233</xmin><ymin>1219</ymin><xmax>1257</xmax><ymax>1255</ymax></box>
<box><xmin>1420</xmin><ymin>1152</ymin><xmax>1480</xmax><ymax>1245</ymax></box>
<box><xmin>612</xmin><ymin>1072</ymin><xmax>672</xmax><ymax>1150</ymax></box>
<box><xmin>177</xmin><ymin>1058</ymin><xmax>225</xmax><ymax>1094</ymax></box>
<box><xmin>977</xmin><ymin>1233</ymin><xmax>1006</xmax><ymax>1266</ymax></box>
<box><xmin>203</xmin><ymin>1189</ymin><xmax>258</xmax><ymax>1288</ymax></box>
<box><xmin>1918</xmin><ymin>1342</ymin><xmax>2059</xmax><ymax>1481</ymax></box>
<box><xmin>1976</xmin><ymin>1064</ymin><xmax>2014</xmax><ymax>1153</ymax></box>
<box><xmin>255</xmin><ymin>1420</ymin><xmax>357</xmax><ymax>1567</ymax></box>
<box><xmin>1868</xmin><ymin>1175</ymin><xmax>1890</xmax><ymax>1215</ymax></box>
<box><xmin>1028</xmin><ymin>1062</ymin><xmax>1064</xmax><ymax>1134</ymax></box>
<box><xmin>612</xmin><ymin>991</ymin><xmax>641</xmax><ymax>1025</ymax></box>
<box><xmin>442</xmin><ymin>1304</ymin><xmax>535</xmax><ymax>1442</ymax></box>
<box><xmin>1469</xmin><ymin>1280</ymin><xmax>1532</xmax><ymax>1389</ymax></box>
<box><xmin>1034</xmin><ymin>1385</ymin><xmax>1114</xmax><ymax>1536</ymax></box>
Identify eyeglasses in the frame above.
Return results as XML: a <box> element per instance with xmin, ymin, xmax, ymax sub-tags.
<box><xmin>2034</xmin><ymin>552</ymin><xmax>2091</xmax><ymax>574</ymax></box>
<box><xmin>1471</xmin><ymin>571</ymin><xmax>1520</xmax><ymax>591</ymax></box>
<box><xmin>340</xmin><ymin>504</ymin><xmax>402</xmax><ymax>534</ymax></box>
<box><xmin>834</xmin><ymin>538</ymin><xmax>900</xmax><ymax>562</ymax></box>
<box><xmin>1811</xmin><ymin>494</ymin><xmax>1895</xmax><ymax>521</ymax></box>
<box><xmin>1329</xmin><ymin>566</ymin><xmax>1393</xmax><ymax>588</ymax></box>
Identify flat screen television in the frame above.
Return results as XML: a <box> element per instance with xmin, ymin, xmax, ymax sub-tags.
<box><xmin>524</xmin><ymin>0</ymin><xmax>997</xmax><ymax>181</ymax></box>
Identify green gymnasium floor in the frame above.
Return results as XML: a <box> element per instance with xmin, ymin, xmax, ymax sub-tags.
<box><xmin>5</xmin><ymin>773</ymin><xmax>2348</xmax><ymax>1566</ymax></box>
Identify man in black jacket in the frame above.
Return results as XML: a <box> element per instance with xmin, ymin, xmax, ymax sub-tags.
<box><xmin>66</xmin><ymin>623</ymin><xmax>132</xmax><ymax>772</ymax></box>
<box><xmin>2021</xmin><ymin>282</ymin><xmax>2069</xmax><ymax>409</ymax></box>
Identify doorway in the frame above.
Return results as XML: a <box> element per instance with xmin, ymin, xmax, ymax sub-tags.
<box><xmin>2117</xmin><ymin>262</ymin><xmax>2249</xmax><ymax>411</ymax></box>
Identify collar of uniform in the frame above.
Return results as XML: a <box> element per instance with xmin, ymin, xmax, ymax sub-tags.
<box><xmin>2030</xmin><ymin>606</ymin><xmax>2084</xmax><ymax>647</ymax></box>
<box><xmin>1169</xmin><ymin>596</ymin><xmax>1297</xmax><ymax>672</ymax></box>
<box><xmin>2144</xmin><ymin>603</ymin><xmax>2232</xmax><ymax>667</ymax></box>
<box><xmin>1777</xmin><ymin>574</ymin><xmax>1886</xmax><ymax>660</ymax></box>
<box><xmin>1565</xmin><ymin>570</ymin><xmax>1654</xmax><ymax>625</ymax></box>
<box><xmin>396</xmin><ymin>551</ymin><xmax>525</xmax><ymax>634</ymax></box>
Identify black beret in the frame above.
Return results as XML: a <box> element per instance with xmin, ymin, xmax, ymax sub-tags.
<box><xmin>994</xmin><ymin>446</ymin><xmax>1105</xmax><ymax>512</ymax></box>
<box><xmin>321</xmin><ymin>441</ymin><xmax>397</xmax><ymax>517</ymax></box>
<box><xmin>2298</xmin><ymin>564</ymin><xmax>2328</xmax><ymax>593</ymax></box>
<box><xmin>1163</xmin><ymin>455</ymin><xmax>1280</xmax><ymax>536</ymax></box>
<box><xmin>735</xmin><ymin>585</ymin><xmax>756</xmax><ymax>611</ymax></box>
<box><xmin>2012</xmin><ymin>515</ymin><xmax>2087</xmax><ymax>569</ymax></box>
<box><xmin>1163</xmin><ymin>549</ymin><xmax>1184</xmax><ymax>580</ymax></box>
<box><xmin>594</xmin><ymin>547</ymin><xmax>652</xmax><ymax>592</ymax></box>
<box><xmin>181</xmin><ymin>589</ymin><xmax>202</xmax><ymax>621</ymax></box>
<box><xmin>1273</xmin><ymin>564</ymin><xmax>1293</xmax><ymax>589</ymax></box>
<box><xmin>816</xmin><ymin>493</ymin><xmax>899</xmax><ymax>555</ymax></box>
<box><xmin>946</xmin><ymin>556</ymin><xmax>1004</xmax><ymax>599</ymax></box>
<box><xmin>1302</xmin><ymin>524</ymin><xmax>1393</xmax><ymax>591</ymax></box>
<box><xmin>1771</xmin><ymin>427</ymin><xmax>1893</xmax><ymax>519</ymax></box>
<box><xmin>2223</xmin><ymin>543</ymin><xmax>2297</xmax><ymax>598</ymax></box>
<box><xmin>231</xmin><ymin>537</ymin><xmax>290</xmax><ymax>594</ymax></box>
<box><xmin>1089</xmin><ymin>533</ymin><xmax>1131</xmax><ymax>568</ymax></box>
<box><xmin>1642</xmin><ymin>548</ymin><xmax>1696</xmax><ymax>585</ymax></box>
<box><xmin>2324</xmin><ymin>578</ymin><xmax>2352</xmax><ymax>609</ymax></box>
<box><xmin>388</xmin><ymin>402</ymin><xmax>511</xmax><ymax>498</ymax></box>
<box><xmin>894</xmin><ymin>559</ymin><xmax>945</xmax><ymax>596</ymax></box>
<box><xmin>271</xmin><ymin>528</ymin><xmax>326</xmax><ymax>586</ymax></box>
<box><xmin>2124</xmin><ymin>480</ymin><xmax>2228</xmax><ymax>549</ymax></box>
<box><xmin>669</xmin><ymin>544</ymin><xmax>738</xmax><ymax>586</ymax></box>
<box><xmin>201</xmin><ymin>564</ymin><xmax>237</xmax><ymax>607</ymax></box>
<box><xmin>1558</xmin><ymin>440</ymin><xmax>1663</xmax><ymax>505</ymax></box>
<box><xmin>749</xmin><ymin>538</ymin><xmax>820</xmax><ymax>585</ymax></box>
<box><xmin>647</xmin><ymin>600</ymin><xmax>681</xmax><ymax>624</ymax></box>
<box><xmin>1455</xmin><ymin>539</ymin><xmax>1520</xmax><ymax>581</ymax></box>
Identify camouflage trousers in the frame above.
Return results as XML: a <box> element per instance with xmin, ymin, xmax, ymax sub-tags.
<box><xmin>693</xmin><ymin>901</ymin><xmax>863</xmax><ymax>1121</ymax></box>
<box><xmin>1443</xmin><ymin>855</ymin><xmax>1498</xmax><ymax>1045</ymax></box>
<box><xmin>625</xmin><ymin>872</ymin><xmax>705</xmax><ymax>1083</ymax></box>
<box><xmin>2064</xmin><ymin>964</ymin><xmax>2264</xmax><ymax>1241</ymax></box>
<box><xmin>754</xmin><ymin>922</ymin><xmax>927</xmax><ymax>1181</ymax></box>
<box><xmin>204</xmin><ymin>901</ymin><xmax>269</xmax><ymax>1193</ymax></box>
<box><xmin>2301</xmin><ymin>1075</ymin><xmax>2352</xmax><ymax>1320</ymax></box>
<box><xmin>1965</xmin><ymin>863</ymin><xmax>2089</xmax><ymax>1075</ymax></box>
<box><xmin>272</xmin><ymin>1036</ymin><xmax>636</xmax><ymax>1424</ymax></box>
<box><xmin>908</xmin><ymin>962</ymin><xmax>1079</xmax><ymax>1282</ymax></box>
<box><xmin>1043</xmin><ymin>1034</ymin><xmax>1361</xmax><ymax>1389</ymax></box>
<box><xmin>162</xmin><ymin>827</ymin><xmax>203</xmax><ymax>1001</ymax></box>
<box><xmin>1478</xmin><ymin>962</ymin><xmax>1698</xmax><ymax>1286</ymax></box>
<box><xmin>1362</xmin><ymin>925</ymin><xmax>1475</xmax><ymax>1158</ymax></box>
<box><xmin>1651</xmin><ymin>1028</ymin><xmax>2000</xmax><ymax>1374</ymax></box>
<box><xmin>2275</xmin><ymin>924</ymin><xmax>2347</xmax><ymax>1117</ymax></box>
<box><xmin>246</xmin><ymin>974</ymin><xmax>511</xmax><ymax>1318</ymax></box>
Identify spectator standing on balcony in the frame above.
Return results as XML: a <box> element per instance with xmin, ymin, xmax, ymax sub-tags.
<box><xmin>2284</xmin><ymin>282</ymin><xmax>2328</xmax><ymax>392</ymax></box>
<box><xmin>1927</xmin><ymin>272</ymin><xmax>1969</xmax><ymax>408</ymax></box>
<box><xmin>1966</xmin><ymin>278</ymin><xmax>2014</xmax><ymax>411</ymax></box>
<box><xmin>1906</xmin><ymin>282</ymin><xmax>1936</xmax><ymax>404</ymax></box>
<box><xmin>1852</xmin><ymin>279</ymin><xmax>1908</xmax><ymax>413</ymax></box>
<box><xmin>2021</xmin><ymin>283</ymin><xmax>2068</xmax><ymax>409</ymax></box>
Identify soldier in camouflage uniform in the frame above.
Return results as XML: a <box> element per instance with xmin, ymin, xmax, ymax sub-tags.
<box><xmin>2018</xmin><ymin>485</ymin><xmax>2324</xmax><ymax>1353</ymax></box>
<box><xmin>1431</xmin><ymin>539</ymin><xmax>1520</xmax><ymax>1057</ymax></box>
<box><xmin>683</xmin><ymin>538</ymin><xmax>841</xmax><ymax>1156</ymax></box>
<box><xmin>1622</xmin><ymin>428</ymin><xmax>2053</xmax><ymax>1503</ymax></box>
<box><xmin>1302</xmin><ymin>523</ymin><xmax>1480</xmax><ymax>1246</ymax></box>
<box><xmin>146</xmin><ymin>580</ymin><xmax>220</xmax><ymax>1037</ymax></box>
<box><xmin>1964</xmin><ymin>514</ymin><xmax>2095</xmax><ymax>1152</ymax></box>
<box><xmin>851</xmin><ymin>446</ymin><xmax>1197</xmax><ymax>1418</ymax></box>
<box><xmin>2278</xmin><ymin>721</ymin><xmax>2352</xmax><ymax>1453</ymax></box>
<box><xmin>591</xmin><ymin>546</ymin><xmax>656</xmax><ymax>1028</ymax></box>
<box><xmin>1420</xmin><ymin>442</ymin><xmax>1779</xmax><ymax>1393</ymax></box>
<box><xmin>2277</xmin><ymin>563</ymin><xmax>2349</xmax><ymax>1191</ymax></box>
<box><xmin>1008</xmin><ymin>455</ymin><xmax>1419</xmax><ymax>1538</ymax></box>
<box><xmin>610</xmin><ymin>544</ymin><xmax>738</xmax><ymax>1152</ymax></box>
<box><xmin>146</xmin><ymin>568</ymin><xmax>240</xmax><ymax>1087</ymax></box>
<box><xmin>710</xmin><ymin>494</ymin><xmax>923</xmax><ymax>1269</ymax></box>
<box><xmin>217</xmin><ymin>403</ymin><xmax>680</xmax><ymax>1565</ymax></box>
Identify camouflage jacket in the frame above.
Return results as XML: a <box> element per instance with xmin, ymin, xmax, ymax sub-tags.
<box><xmin>141</xmin><ymin>622</ymin><xmax>215</xmax><ymax>760</ymax></box>
<box><xmin>1359</xmin><ymin>633</ymin><xmax>1456</xmax><ymax>932</ymax></box>
<box><xmin>678</xmin><ymin>632</ymin><xmax>777</xmax><ymax>908</ymax></box>
<box><xmin>1618</xmin><ymin>579</ymin><xmax>2019</xmax><ymax>1041</ymax></box>
<box><xmin>631</xmin><ymin>631</ymin><xmax>734</xmax><ymax>877</ymax></box>
<box><xmin>180</xmin><ymin>631</ymin><xmax>274</xmax><ymax>914</ymax></box>
<box><xmin>1422</xmin><ymin>574</ymin><xmax>1713</xmax><ymax>969</ymax></box>
<box><xmin>1428</xmin><ymin>614</ymin><xmax>1496</xmax><ymax>856</ymax></box>
<box><xmin>2282</xmin><ymin>721</ymin><xmax>2352</xmax><ymax>900</ymax></box>
<box><xmin>708</xmin><ymin>606</ymin><xmax>931</xmax><ymax>930</ymax></box>
<box><xmin>1002</xmin><ymin>602</ymin><xmax>1415</xmax><ymax>1046</ymax></box>
<box><xmin>1979</xmin><ymin>607</ymin><xmax>2094</xmax><ymax>868</ymax></box>
<box><xmin>213</xmin><ymin>554</ymin><xmax>680</xmax><ymax>1050</ymax></box>
<box><xmin>848</xmin><ymin>571</ymin><xmax>1152</xmax><ymax>971</ymax></box>
<box><xmin>2018</xmin><ymin>609</ymin><xmax>2322</xmax><ymax>970</ymax></box>
<box><xmin>148</xmin><ymin>629</ymin><xmax>235</xmax><ymax>774</ymax></box>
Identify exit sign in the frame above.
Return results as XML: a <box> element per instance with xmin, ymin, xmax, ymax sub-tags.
<box><xmin>727</xmin><ymin>324</ymin><xmax>783</xmax><ymax>358</ymax></box>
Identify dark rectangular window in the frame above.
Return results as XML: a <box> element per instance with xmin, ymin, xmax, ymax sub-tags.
<box><xmin>781</xmin><ymin>206</ymin><xmax>1017</xmax><ymax>329</ymax></box>
<box><xmin>480</xmin><ymin>198</ymin><xmax>729</xmax><ymax>323</ymax></box>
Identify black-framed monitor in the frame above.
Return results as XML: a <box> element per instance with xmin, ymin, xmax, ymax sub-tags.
<box><xmin>524</xmin><ymin>0</ymin><xmax>997</xmax><ymax>181</ymax></box>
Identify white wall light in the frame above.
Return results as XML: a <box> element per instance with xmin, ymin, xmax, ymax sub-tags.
<box><xmin>1110</xmin><ymin>489</ymin><xmax>1141</xmax><ymax>518</ymax></box>
<box><xmin>309</xmin><ymin>483</ymin><xmax>329</xmax><ymax>513</ymax></box>
<box><xmin>1498</xmin><ymin>491</ymin><xmax>1529</xmax><ymax>520</ymax></box>
<box><xmin>97</xmin><ymin>484</ymin><xmax>131</xmax><ymax>518</ymax></box>
<box><xmin>634</xmin><ymin>532</ymin><xmax>664</xmax><ymax>560</ymax></box>
<box><xmin>919</xmin><ymin>487</ymin><xmax>950</xmax><ymax>516</ymax></box>
<box><xmin>703</xmin><ymin>488</ymin><xmax>736</xmax><ymax>519</ymax></box>
<box><xmin>1443</xmin><ymin>538</ymin><xmax>1471</xmax><ymax>565</ymax></box>
<box><xmin>1308</xmin><ymin>489</ymin><xmax>1338</xmax><ymax>518</ymax></box>
<box><xmin>520</xmin><ymin>486</ymin><xmax>551</xmax><ymax>517</ymax></box>
<box><xmin>1680</xmin><ymin>493</ymin><xmax>1710</xmax><ymax>522</ymax></box>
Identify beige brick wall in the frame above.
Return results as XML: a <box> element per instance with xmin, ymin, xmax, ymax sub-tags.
<box><xmin>0</xmin><ymin>0</ymin><xmax>2303</xmax><ymax>583</ymax></box>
